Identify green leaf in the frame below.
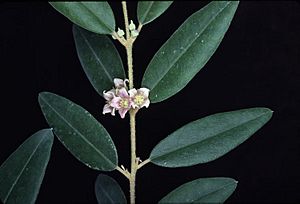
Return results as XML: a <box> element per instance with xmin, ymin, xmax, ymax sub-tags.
<box><xmin>0</xmin><ymin>129</ymin><xmax>54</xmax><ymax>204</ymax></box>
<box><xmin>159</xmin><ymin>177</ymin><xmax>237</xmax><ymax>203</ymax></box>
<box><xmin>142</xmin><ymin>1</ymin><xmax>239</xmax><ymax>103</ymax></box>
<box><xmin>150</xmin><ymin>108</ymin><xmax>273</xmax><ymax>167</ymax></box>
<box><xmin>73</xmin><ymin>25</ymin><xmax>125</xmax><ymax>97</ymax></box>
<box><xmin>38</xmin><ymin>92</ymin><xmax>118</xmax><ymax>171</ymax></box>
<box><xmin>95</xmin><ymin>174</ymin><xmax>127</xmax><ymax>204</ymax></box>
<box><xmin>137</xmin><ymin>1</ymin><xmax>173</xmax><ymax>25</ymax></box>
<box><xmin>49</xmin><ymin>2</ymin><xmax>115</xmax><ymax>34</ymax></box>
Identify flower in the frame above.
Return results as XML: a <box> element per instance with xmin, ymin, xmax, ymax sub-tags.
<box><xmin>130</xmin><ymin>29</ymin><xmax>139</xmax><ymax>37</ymax></box>
<box><xmin>110</xmin><ymin>88</ymin><xmax>133</xmax><ymax>118</ymax></box>
<box><xmin>117</xmin><ymin>28</ymin><xmax>125</xmax><ymax>37</ymax></box>
<box><xmin>102</xmin><ymin>78</ymin><xmax>128</xmax><ymax>116</ymax></box>
<box><xmin>114</xmin><ymin>78</ymin><xmax>128</xmax><ymax>89</ymax></box>
<box><xmin>102</xmin><ymin>89</ymin><xmax>116</xmax><ymax>116</ymax></box>
<box><xmin>129</xmin><ymin>88</ymin><xmax>150</xmax><ymax>109</ymax></box>
<box><xmin>129</xmin><ymin>20</ymin><xmax>136</xmax><ymax>31</ymax></box>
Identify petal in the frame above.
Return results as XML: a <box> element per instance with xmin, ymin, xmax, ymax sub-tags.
<box><xmin>102</xmin><ymin>104</ymin><xmax>112</xmax><ymax>114</ymax></box>
<box><xmin>142</xmin><ymin>99</ymin><xmax>150</xmax><ymax>108</ymax></box>
<box><xmin>138</xmin><ymin>88</ymin><xmax>150</xmax><ymax>97</ymax></box>
<box><xmin>124</xmin><ymin>79</ymin><xmax>129</xmax><ymax>88</ymax></box>
<box><xmin>103</xmin><ymin>89</ymin><xmax>115</xmax><ymax>101</ymax></box>
<box><xmin>128</xmin><ymin>88</ymin><xmax>138</xmax><ymax>97</ymax></box>
<box><xmin>130</xmin><ymin>100</ymin><xmax>137</xmax><ymax>109</ymax></box>
<box><xmin>114</xmin><ymin>78</ymin><xmax>124</xmax><ymax>88</ymax></box>
<box><xmin>118</xmin><ymin>87</ymin><xmax>129</xmax><ymax>98</ymax></box>
<box><xmin>111</xmin><ymin>97</ymin><xmax>122</xmax><ymax>109</ymax></box>
<box><xmin>111</xmin><ymin>108</ymin><xmax>116</xmax><ymax>116</ymax></box>
<box><xmin>118</xmin><ymin>108</ymin><xmax>129</xmax><ymax>119</ymax></box>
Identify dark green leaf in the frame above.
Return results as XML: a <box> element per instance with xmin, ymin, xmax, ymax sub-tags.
<box><xmin>38</xmin><ymin>92</ymin><xmax>117</xmax><ymax>171</ymax></box>
<box><xmin>142</xmin><ymin>1</ymin><xmax>239</xmax><ymax>103</ymax></box>
<box><xmin>49</xmin><ymin>2</ymin><xmax>115</xmax><ymax>34</ymax></box>
<box><xmin>95</xmin><ymin>174</ymin><xmax>127</xmax><ymax>204</ymax></box>
<box><xmin>137</xmin><ymin>1</ymin><xmax>173</xmax><ymax>25</ymax></box>
<box><xmin>159</xmin><ymin>177</ymin><xmax>237</xmax><ymax>203</ymax></box>
<box><xmin>0</xmin><ymin>129</ymin><xmax>54</xmax><ymax>204</ymax></box>
<box><xmin>150</xmin><ymin>108</ymin><xmax>273</xmax><ymax>167</ymax></box>
<box><xmin>73</xmin><ymin>25</ymin><xmax>125</xmax><ymax>97</ymax></box>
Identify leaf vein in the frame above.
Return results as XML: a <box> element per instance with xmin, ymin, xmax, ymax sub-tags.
<box><xmin>78</xmin><ymin>28</ymin><xmax>113</xmax><ymax>82</ymax></box>
<box><xmin>4</xmin><ymin>136</ymin><xmax>46</xmax><ymax>203</ymax></box>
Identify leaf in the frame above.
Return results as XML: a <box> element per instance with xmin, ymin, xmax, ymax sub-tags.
<box><xmin>49</xmin><ymin>2</ymin><xmax>115</xmax><ymax>34</ymax></box>
<box><xmin>142</xmin><ymin>1</ymin><xmax>239</xmax><ymax>103</ymax></box>
<box><xmin>95</xmin><ymin>174</ymin><xmax>127</xmax><ymax>204</ymax></box>
<box><xmin>73</xmin><ymin>25</ymin><xmax>125</xmax><ymax>97</ymax></box>
<box><xmin>150</xmin><ymin>108</ymin><xmax>273</xmax><ymax>167</ymax></box>
<box><xmin>159</xmin><ymin>177</ymin><xmax>237</xmax><ymax>203</ymax></box>
<box><xmin>38</xmin><ymin>92</ymin><xmax>118</xmax><ymax>171</ymax></box>
<box><xmin>137</xmin><ymin>1</ymin><xmax>173</xmax><ymax>25</ymax></box>
<box><xmin>0</xmin><ymin>129</ymin><xmax>54</xmax><ymax>204</ymax></box>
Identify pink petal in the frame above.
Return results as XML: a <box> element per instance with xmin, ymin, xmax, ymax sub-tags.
<box><xmin>118</xmin><ymin>87</ymin><xmax>129</xmax><ymax>98</ymax></box>
<box><xmin>113</xmin><ymin>78</ymin><xmax>124</xmax><ymax>88</ymax></box>
<box><xmin>124</xmin><ymin>79</ymin><xmax>129</xmax><ymax>88</ymax></box>
<box><xmin>103</xmin><ymin>89</ymin><xmax>115</xmax><ymax>101</ymax></box>
<box><xmin>111</xmin><ymin>97</ymin><xmax>122</xmax><ymax>109</ymax></box>
<box><xmin>118</xmin><ymin>108</ymin><xmax>129</xmax><ymax>119</ymax></box>
<box><xmin>128</xmin><ymin>88</ymin><xmax>138</xmax><ymax>97</ymax></box>
<box><xmin>111</xmin><ymin>108</ymin><xmax>116</xmax><ymax>116</ymax></box>
<box><xmin>102</xmin><ymin>104</ymin><xmax>112</xmax><ymax>114</ymax></box>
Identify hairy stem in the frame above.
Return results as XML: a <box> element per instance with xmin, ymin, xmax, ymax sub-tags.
<box><xmin>122</xmin><ymin>1</ymin><xmax>130</xmax><ymax>41</ymax></box>
<box><xmin>122</xmin><ymin>2</ymin><xmax>137</xmax><ymax>204</ymax></box>
<box><xmin>129</xmin><ymin>109</ymin><xmax>137</xmax><ymax>204</ymax></box>
<box><xmin>126</xmin><ymin>44</ymin><xmax>134</xmax><ymax>89</ymax></box>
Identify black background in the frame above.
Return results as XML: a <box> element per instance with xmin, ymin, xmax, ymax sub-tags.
<box><xmin>0</xmin><ymin>1</ymin><xmax>299</xmax><ymax>203</ymax></box>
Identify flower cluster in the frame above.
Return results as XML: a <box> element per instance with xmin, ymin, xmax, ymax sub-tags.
<box><xmin>103</xmin><ymin>78</ymin><xmax>150</xmax><ymax>118</ymax></box>
<box><xmin>112</xmin><ymin>20</ymin><xmax>139</xmax><ymax>40</ymax></box>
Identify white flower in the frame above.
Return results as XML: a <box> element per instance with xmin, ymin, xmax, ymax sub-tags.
<box><xmin>128</xmin><ymin>88</ymin><xmax>150</xmax><ymax>109</ymax></box>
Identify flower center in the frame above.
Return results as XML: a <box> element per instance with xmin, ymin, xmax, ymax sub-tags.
<box><xmin>134</xmin><ymin>95</ymin><xmax>144</xmax><ymax>106</ymax></box>
<box><xmin>119</xmin><ymin>98</ymin><xmax>129</xmax><ymax>108</ymax></box>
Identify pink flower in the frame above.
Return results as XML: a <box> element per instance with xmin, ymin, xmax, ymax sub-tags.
<box><xmin>102</xmin><ymin>78</ymin><xmax>151</xmax><ymax>118</ymax></box>
<box><xmin>102</xmin><ymin>89</ymin><xmax>116</xmax><ymax>116</ymax></box>
<box><xmin>128</xmin><ymin>88</ymin><xmax>150</xmax><ymax>109</ymax></box>
<box><xmin>110</xmin><ymin>88</ymin><xmax>133</xmax><ymax>118</ymax></box>
<box><xmin>102</xmin><ymin>78</ymin><xmax>128</xmax><ymax>116</ymax></box>
<box><xmin>114</xmin><ymin>78</ymin><xmax>128</xmax><ymax>89</ymax></box>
